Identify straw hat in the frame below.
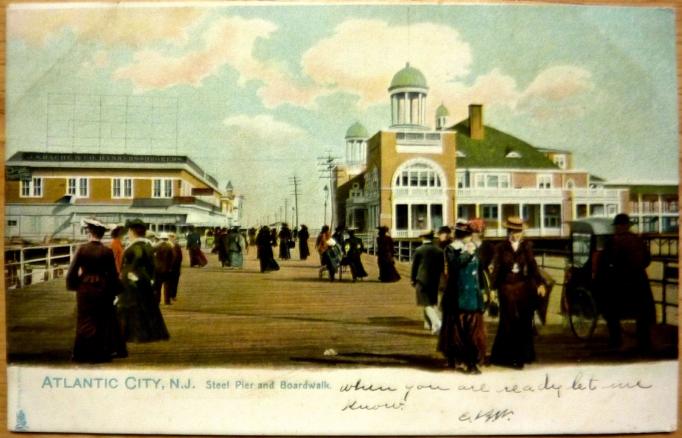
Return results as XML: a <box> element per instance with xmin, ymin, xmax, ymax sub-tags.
<box><xmin>80</xmin><ymin>218</ymin><xmax>109</xmax><ymax>230</ymax></box>
<box><xmin>503</xmin><ymin>216</ymin><xmax>525</xmax><ymax>231</ymax></box>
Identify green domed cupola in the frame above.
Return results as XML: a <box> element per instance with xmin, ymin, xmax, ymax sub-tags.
<box><xmin>435</xmin><ymin>102</ymin><xmax>449</xmax><ymax>130</ymax></box>
<box><xmin>345</xmin><ymin>121</ymin><xmax>369</xmax><ymax>139</ymax></box>
<box><xmin>388</xmin><ymin>63</ymin><xmax>429</xmax><ymax>130</ymax></box>
<box><xmin>389</xmin><ymin>62</ymin><xmax>428</xmax><ymax>91</ymax></box>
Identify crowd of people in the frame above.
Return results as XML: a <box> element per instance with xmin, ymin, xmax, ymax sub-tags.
<box><xmin>66</xmin><ymin>213</ymin><xmax>654</xmax><ymax>370</ymax></box>
<box><xmin>66</xmin><ymin>218</ymin><xmax>178</xmax><ymax>363</ymax></box>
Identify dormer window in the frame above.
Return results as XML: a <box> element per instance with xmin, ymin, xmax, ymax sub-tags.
<box><xmin>553</xmin><ymin>154</ymin><xmax>567</xmax><ymax>169</ymax></box>
<box><xmin>506</xmin><ymin>150</ymin><xmax>522</xmax><ymax>158</ymax></box>
<box><xmin>456</xmin><ymin>150</ymin><xmax>466</xmax><ymax>158</ymax></box>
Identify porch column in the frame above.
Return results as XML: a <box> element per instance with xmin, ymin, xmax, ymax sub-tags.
<box><xmin>658</xmin><ymin>194</ymin><xmax>663</xmax><ymax>233</ymax></box>
<box><xmin>404</xmin><ymin>92</ymin><xmax>409</xmax><ymax>124</ymax></box>
<box><xmin>540</xmin><ymin>203</ymin><xmax>545</xmax><ymax>237</ymax></box>
<box><xmin>426</xmin><ymin>203</ymin><xmax>432</xmax><ymax>231</ymax></box>
<box><xmin>497</xmin><ymin>203</ymin><xmax>502</xmax><ymax>237</ymax></box>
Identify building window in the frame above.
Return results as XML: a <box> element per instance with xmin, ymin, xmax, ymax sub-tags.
<box><xmin>537</xmin><ymin>174</ymin><xmax>552</xmax><ymax>189</ymax></box>
<box><xmin>7</xmin><ymin>220</ymin><xmax>17</xmax><ymax>227</ymax></box>
<box><xmin>565</xmin><ymin>179</ymin><xmax>575</xmax><ymax>189</ymax></box>
<box><xmin>394</xmin><ymin>162</ymin><xmax>442</xmax><ymax>188</ymax></box>
<box><xmin>112</xmin><ymin>178</ymin><xmax>133</xmax><ymax>198</ymax></box>
<box><xmin>456</xmin><ymin>172</ymin><xmax>467</xmax><ymax>189</ymax></box>
<box><xmin>474</xmin><ymin>173</ymin><xmax>510</xmax><ymax>189</ymax></box>
<box><xmin>153</xmin><ymin>178</ymin><xmax>174</xmax><ymax>198</ymax></box>
<box><xmin>20</xmin><ymin>177</ymin><xmax>43</xmax><ymax>198</ymax></box>
<box><xmin>481</xmin><ymin>204</ymin><xmax>498</xmax><ymax>220</ymax></box>
<box><xmin>544</xmin><ymin>204</ymin><xmax>562</xmax><ymax>227</ymax></box>
<box><xmin>67</xmin><ymin>177</ymin><xmax>89</xmax><ymax>198</ymax></box>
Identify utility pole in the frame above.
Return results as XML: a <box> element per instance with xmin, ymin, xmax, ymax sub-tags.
<box><xmin>317</xmin><ymin>152</ymin><xmax>340</xmax><ymax>229</ymax></box>
<box><xmin>284</xmin><ymin>198</ymin><xmax>288</xmax><ymax>224</ymax></box>
<box><xmin>288</xmin><ymin>175</ymin><xmax>301</xmax><ymax>229</ymax></box>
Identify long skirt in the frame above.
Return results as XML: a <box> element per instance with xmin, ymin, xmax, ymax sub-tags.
<box><xmin>74</xmin><ymin>286</ymin><xmax>126</xmax><ymax>363</ymax></box>
<box><xmin>117</xmin><ymin>281</ymin><xmax>170</xmax><ymax>343</ymax></box>
<box><xmin>279</xmin><ymin>242</ymin><xmax>291</xmax><ymax>259</ymax></box>
<box><xmin>229</xmin><ymin>251</ymin><xmax>244</xmax><ymax>268</ymax></box>
<box><xmin>378</xmin><ymin>257</ymin><xmax>401</xmax><ymax>282</ymax></box>
<box><xmin>490</xmin><ymin>280</ymin><xmax>536</xmax><ymax>367</ymax></box>
<box><xmin>189</xmin><ymin>247</ymin><xmax>207</xmax><ymax>267</ymax></box>
<box><xmin>299</xmin><ymin>240</ymin><xmax>310</xmax><ymax>260</ymax></box>
<box><xmin>346</xmin><ymin>254</ymin><xmax>368</xmax><ymax>280</ymax></box>
<box><xmin>438</xmin><ymin>309</ymin><xmax>486</xmax><ymax>367</ymax></box>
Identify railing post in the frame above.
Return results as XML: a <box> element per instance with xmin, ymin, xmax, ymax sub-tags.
<box><xmin>46</xmin><ymin>247</ymin><xmax>53</xmax><ymax>280</ymax></box>
<box><xmin>18</xmin><ymin>248</ymin><xmax>25</xmax><ymax>289</ymax></box>
<box><xmin>661</xmin><ymin>261</ymin><xmax>668</xmax><ymax>325</ymax></box>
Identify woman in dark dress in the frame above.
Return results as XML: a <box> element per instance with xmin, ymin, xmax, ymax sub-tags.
<box><xmin>489</xmin><ymin>217</ymin><xmax>546</xmax><ymax>369</ymax></box>
<box><xmin>257</xmin><ymin>226</ymin><xmax>280</xmax><ymax>273</ymax></box>
<box><xmin>278</xmin><ymin>223</ymin><xmax>292</xmax><ymax>260</ymax></box>
<box><xmin>298</xmin><ymin>225</ymin><xmax>310</xmax><ymax>260</ymax></box>
<box><xmin>66</xmin><ymin>218</ymin><xmax>127</xmax><ymax>363</ymax></box>
<box><xmin>438</xmin><ymin>222</ymin><xmax>486</xmax><ymax>374</ymax></box>
<box><xmin>343</xmin><ymin>228</ymin><xmax>368</xmax><ymax>281</ymax></box>
<box><xmin>117</xmin><ymin>219</ymin><xmax>170</xmax><ymax>343</ymax></box>
<box><xmin>376</xmin><ymin>226</ymin><xmax>401</xmax><ymax>282</ymax></box>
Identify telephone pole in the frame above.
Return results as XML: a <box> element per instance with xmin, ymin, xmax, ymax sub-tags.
<box><xmin>317</xmin><ymin>152</ymin><xmax>340</xmax><ymax>229</ymax></box>
<box><xmin>288</xmin><ymin>175</ymin><xmax>301</xmax><ymax>229</ymax></box>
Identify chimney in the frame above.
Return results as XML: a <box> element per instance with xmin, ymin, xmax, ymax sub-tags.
<box><xmin>469</xmin><ymin>104</ymin><xmax>484</xmax><ymax>140</ymax></box>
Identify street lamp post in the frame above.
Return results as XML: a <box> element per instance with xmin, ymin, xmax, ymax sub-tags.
<box><xmin>323</xmin><ymin>185</ymin><xmax>329</xmax><ymax>226</ymax></box>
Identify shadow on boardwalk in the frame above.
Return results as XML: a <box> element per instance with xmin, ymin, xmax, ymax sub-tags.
<box><xmin>6</xmin><ymin>250</ymin><xmax>677</xmax><ymax>368</ymax></box>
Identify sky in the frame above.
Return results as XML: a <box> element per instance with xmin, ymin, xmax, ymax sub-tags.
<box><xmin>6</xmin><ymin>2</ymin><xmax>679</xmax><ymax>227</ymax></box>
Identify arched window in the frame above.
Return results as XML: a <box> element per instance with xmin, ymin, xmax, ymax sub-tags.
<box><xmin>394</xmin><ymin>162</ymin><xmax>442</xmax><ymax>188</ymax></box>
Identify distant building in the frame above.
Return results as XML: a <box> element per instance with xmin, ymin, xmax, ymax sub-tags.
<box><xmin>604</xmin><ymin>182</ymin><xmax>678</xmax><ymax>233</ymax></box>
<box><xmin>334</xmin><ymin>63</ymin><xmax>670</xmax><ymax>238</ymax></box>
<box><xmin>5</xmin><ymin>152</ymin><xmax>239</xmax><ymax>241</ymax></box>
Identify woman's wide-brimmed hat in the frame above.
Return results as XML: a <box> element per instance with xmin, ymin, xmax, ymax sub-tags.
<box><xmin>80</xmin><ymin>218</ymin><xmax>109</xmax><ymax>230</ymax></box>
<box><xmin>503</xmin><ymin>216</ymin><xmax>526</xmax><ymax>231</ymax></box>
<box><xmin>454</xmin><ymin>219</ymin><xmax>469</xmax><ymax>233</ymax></box>
<box><xmin>468</xmin><ymin>218</ymin><xmax>486</xmax><ymax>233</ymax></box>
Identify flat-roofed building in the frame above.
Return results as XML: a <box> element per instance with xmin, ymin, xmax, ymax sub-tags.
<box><xmin>5</xmin><ymin>152</ymin><xmax>239</xmax><ymax>242</ymax></box>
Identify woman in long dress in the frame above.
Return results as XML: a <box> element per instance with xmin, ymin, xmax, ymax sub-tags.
<box><xmin>298</xmin><ymin>225</ymin><xmax>310</xmax><ymax>260</ymax></box>
<box><xmin>278</xmin><ymin>224</ymin><xmax>292</xmax><ymax>260</ymax></box>
<box><xmin>438</xmin><ymin>222</ymin><xmax>486</xmax><ymax>374</ymax></box>
<box><xmin>489</xmin><ymin>216</ymin><xmax>545</xmax><ymax>369</ymax></box>
<box><xmin>257</xmin><ymin>226</ymin><xmax>280</xmax><ymax>273</ymax></box>
<box><xmin>117</xmin><ymin>219</ymin><xmax>170</xmax><ymax>343</ymax></box>
<box><xmin>343</xmin><ymin>228</ymin><xmax>368</xmax><ymax>281</ymax></box>
<box><xmin>227</xmin><ymin>227</ymin><xmax>246</xmax><ymax>269</ymax></box>
<box><xmin>376</xmin><ymin>226</ymin><xmax>401</xmax><ymax>282</ymax></box>
<box><xmin>66</xmin><ymin>218</ymin><xmax>127</xmax><ymax>363</ymax></box>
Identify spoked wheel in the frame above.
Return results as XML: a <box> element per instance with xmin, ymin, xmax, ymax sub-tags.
<box><xmin>567</xmin><ymin>286</ymin><xmax>598</xmax><ymax>340</ymax></box>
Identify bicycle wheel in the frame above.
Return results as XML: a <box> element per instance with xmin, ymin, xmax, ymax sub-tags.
<box><xmin>568</xmin><ymin>286</ymin><xmax>598</xmax><ymax>339</ymax></box>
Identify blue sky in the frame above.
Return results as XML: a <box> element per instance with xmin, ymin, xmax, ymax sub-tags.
<box><xmin>6</xmin><ymin>3</ymin><xmax>679</xmax><ymax>226</ymax></box>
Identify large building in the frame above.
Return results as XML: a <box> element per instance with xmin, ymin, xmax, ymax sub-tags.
<box><xmin>5</xmin><ymin>152</ymin><xmax>240</xmax><ymax>242</ymax></box>
<box><xmin>334</xmin><ymin>63</ymin><xmax>672</xmax><ymax>237</ymax></box>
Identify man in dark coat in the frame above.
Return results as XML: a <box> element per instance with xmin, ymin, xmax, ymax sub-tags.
<box><xmin>167</xmin><ymin>232</ymin><xmax>183</xmax><ymax>302</ymax></box>
<box><xmin>278</xmin><ymin>223</ymin><xmax>292</xmax><ymax>260</ymax></box>
<box><xmin>153</xmin><ymin>233</ymin><xmax>176</xmax><ymax>305</ymax></box>
<box><xmin>598</xmin><ymin>213</ymin><xmax>655</xmax><ymax>350</ymax></box>
<box><xmin>411</xmin><ymin>230</ymin><xmax>444</xmax><ymax>334</ymax></box>
<box><xmin>66</xmin><ymin>218</ymin><xmax>126</xmax><ymax>363</ymax></box>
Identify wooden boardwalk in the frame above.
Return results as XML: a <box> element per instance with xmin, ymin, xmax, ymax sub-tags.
<box><xmin>7</xmin><ymin>247</ymin><xmax>677</xmax><ymax>369</ymax></box>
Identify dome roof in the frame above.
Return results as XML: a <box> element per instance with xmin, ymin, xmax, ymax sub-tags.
<box><xmin>389</xmin><ymin>63</ymin><xmax>428</xmax><ymax>91</ymax></box>
<box><xmin>345</xmin><ymin>121</ymin><xmax>368</xmax><ymax>139</ymax></box>
<box><xmin>436</xmin><ymin>103</ymin><xmax>449</xmax><ymax>117</ymax></box>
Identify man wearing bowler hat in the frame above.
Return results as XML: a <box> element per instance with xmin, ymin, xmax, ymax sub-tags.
<box><xmin>411</xmin><ymin>230</ymin><xmax>444</xmax><ymax>334</ymax></box>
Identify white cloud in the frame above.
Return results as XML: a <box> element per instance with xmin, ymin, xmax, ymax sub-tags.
<box><xmin>8</xmin><ymin>6</ymin><xmax>204</xmax><ymax>47</ymax></box>
<box><xmin>113</xmin><ymin>16</ymin><xmax>281</xmax><ymax>92</ymax></box>
<box><xmin>223</xmin><ymin>114</ymin><xmax>307</xmax><ymax>145</ymax></box>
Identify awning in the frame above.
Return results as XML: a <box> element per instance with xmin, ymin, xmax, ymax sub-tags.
<box><xmin>185</xmin><ymin>211</ymin><xmax>228</xmax><ymax>227</ymax></box>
